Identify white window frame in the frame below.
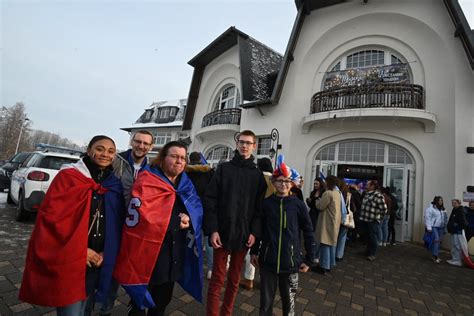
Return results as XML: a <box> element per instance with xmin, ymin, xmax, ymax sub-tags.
<box><xmin>212</xmin><ymin>84</ymin><xmax>241</xmax><ymax>111</ymax></box>
<box><xmin>153</xmin><ymin>132</ymin><xmax>172</xmax><ymax>146</ymax></box>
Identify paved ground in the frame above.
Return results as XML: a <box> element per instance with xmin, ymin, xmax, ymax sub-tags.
<box><xmin>1</xmin><ymin>192</ymin><xmax>474</xmax><ymax>315</ymax></box>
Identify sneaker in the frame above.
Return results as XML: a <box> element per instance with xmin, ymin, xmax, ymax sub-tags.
<box><xmin>311</xmin><ymin>266</ymin><xmax>329</xmax><ymax>275</ymax></box>
<box><xmin>390</xmin><ymin>241</ymin><xmax>396</xmax><ymax>246</ymax></box>
<box><xmin>335</xmin><ymin>257</ymin><xmax>343</xmax><ymax>262</ymax></box>
<box><xmin>206</xmin><ymin>270</ymin><xmax>212</xmax><ymax>280</ymax></box>
<box><xmin>433</xmin><ymin>258</ymin><xmax>442</xmax><ymax>263</ymax></box>
<box><xmin>382</xmin><ymin>242</ymin><xmax>387</xmax><ymax>247</ymax></box>
<box><xmin>367</xmin><ymin>255</ymin><xmax>377</xmax><ymax>261</ymax></box>
<box><xmin>378</xmin><ymin>242</ymin><xmax>383</xmax><ymax>246</ymax></box>
<box><xmin>446</xmin><ymin>259</ymin><xmax>462</xmax><ymax>266</ymax></box>
<box><xmin>239</xmin><ymin>278</ymin><xmax>254</xmax><ymax>290</ymax></box>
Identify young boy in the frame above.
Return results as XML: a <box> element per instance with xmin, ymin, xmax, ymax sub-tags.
<box><xmin>250</xmin><ymin>157</ymin><xmax>315</xmax><ymax>316</ymax></box>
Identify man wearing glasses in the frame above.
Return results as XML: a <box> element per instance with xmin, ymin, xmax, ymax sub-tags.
<box><xmin>204</xmin><ymin>130</ymin><xmax>267</xmax><ymax>316</ymax></box>
<box><xmin>102</xmin><ymin>130</ymin><xmax>153</xmax><ymax>316</ymax></box>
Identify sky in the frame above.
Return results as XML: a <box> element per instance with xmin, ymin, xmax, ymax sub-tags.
<box><xmin>1</xmin><ymin>0</ymin><xmax>473</xmax><ymax>151</ymax></box>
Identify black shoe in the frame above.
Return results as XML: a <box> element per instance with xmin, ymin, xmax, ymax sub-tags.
<box><xmin>311</xmin><ymin>266</ymin><xmax>328</xmax><ymax>275</ymax></box>
<box><xmin>336</xmin><ymin>257</ymin><xmax>343</xmax><ymax>262</ymax></box>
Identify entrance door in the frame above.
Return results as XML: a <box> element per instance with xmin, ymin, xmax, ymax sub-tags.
<box><xmin>384</xmin><ymin>166</ymin><xmax>412</xmax><ymax>241</ymax></box>
<box><xmin>315</xmin><ymin>161</ymin><xmax>337</xmax><ymax>180</ymax></box>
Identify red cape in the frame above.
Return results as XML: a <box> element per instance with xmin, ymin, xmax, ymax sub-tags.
<box><xmin>113</xmin><ymin>170</ymin><xmax>175</xmax><ymax>288</ymax></box>
<box><xmin>19</xmin><ymin>167</ymin><xmax>106</xmax><ymax>307</ymax></box>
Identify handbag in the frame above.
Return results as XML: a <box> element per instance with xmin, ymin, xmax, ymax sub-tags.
<box><xmin>342</xmin><ymin>193</ymin><xmax>355</xmax><ymax>229</ymax></box>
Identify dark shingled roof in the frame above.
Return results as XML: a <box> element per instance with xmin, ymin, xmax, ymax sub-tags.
<box><xmin>183</xmin><ymin>27</ymin><xmax>283</xmax><ymax>130</ymax></box>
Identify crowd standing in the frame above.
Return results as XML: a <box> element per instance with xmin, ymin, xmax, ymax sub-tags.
<box><xmin>17</xmin><ymin>130</ymin><xmax>474</xmax><ymax>316</ymax></box>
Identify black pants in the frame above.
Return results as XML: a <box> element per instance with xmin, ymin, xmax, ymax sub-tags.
<box><xmin>387</xmin><ymin>217</ymin><xmax>396</xmax><ymax>243</ymax></box>
<box><xmin>259</xmin><ymin>268</ymin><xmax>298</xmax><ymax>316</ymax></box>
<box><xmin>129</xmin><ymin>282</ymin><xmax>175</xmax><ymax>316</ymax></box>
<box><xmin>362</xmin><ymin>221</ymin><xmax>379</xmax><ymax>256</ymax></box>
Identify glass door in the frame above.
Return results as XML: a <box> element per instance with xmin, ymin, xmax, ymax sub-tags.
<box><xmin>384</xmin><ymin>166</ymin><xmax>412</xmax><ymax>241</ymax></box>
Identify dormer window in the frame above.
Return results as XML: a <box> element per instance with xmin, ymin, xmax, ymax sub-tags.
<box><xmin>144</xmin><ymin>109</ymin><xmax>154</xmax><ymax>121</ymax></box>
<box><xmin>159</xmin><ymin>107</ymin><xmax>170</xmax><ymax>119</ymax></box>
<box><xmin>213</xmin><ymin>84</ymin><xmax>241</xmax><ymax>111</ymax></box>
<box><xmin>170</xmin><ymin>108</ymin><xmax>177</xmax><ymax>116</ymax></box>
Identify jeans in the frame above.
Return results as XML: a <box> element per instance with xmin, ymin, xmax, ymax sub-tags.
<box><xmin>57</xmin><ymin>300</ymin><xmax>87</xmax><ymax>316</ymax></box>
<box><xmin>319</xmin><ymin>243</ymin><xmax>336</xmax><ymax>269</ymax></box>
<box><xmin>431</xmin><ymin>227</ymin><xmax>444</xmax><ymax>257</ymax></box>
<box><xmin>205</xmin><ymin>236</ymin><xmax>213</xmax><ymax>270</ymax></box>
<box><xmin>336</xmin><ymin>226</ymin><xmax>348</xmax><ymax>259</ymax></box>
<box><xmin>206</xmin><ymin>248</ymin><xmax>247</xmax><ymax>316</ymax></box>
<box><xmin>243</xmin><ymin>250</ymin><xmax>255</xmax><ymax>280</ymax></box>
<box><xmin>450</xmin><ymin>234</ymin><xmax>462</xmax><ymax>263</ymax></box>
<box><xmin>259</xmin><ymin>268</ymin><xmax>298</xmax><ymax>316</ymax></box>
<box><xmin>363</xmin><ymin>221</ymin><xmax>379</xmax><ymax>257</ymax></box>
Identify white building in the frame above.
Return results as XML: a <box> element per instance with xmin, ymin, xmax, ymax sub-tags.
<box><xmin>179</xmin><ymin>0</ymin><xmax>473</xmax><ymax>243</ymax></box>
<box><xmin>121</xmin><ymin>99</ymin><xmax>189</xmax><ymax>158</ymax></box>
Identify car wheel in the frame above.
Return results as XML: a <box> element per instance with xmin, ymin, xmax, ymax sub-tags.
<box><xmin>16</xmin><ymin>191</ymin><xmax>29</xmax><ymax>222</ymax></box>
<box><xmin>7</xmin><ymin>192</ymin><xmax>14</xmax><ymax>205</ymax></box>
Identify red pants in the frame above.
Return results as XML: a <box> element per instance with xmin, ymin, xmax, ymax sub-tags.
<box><xmin>206</xmin><ymin>248</ymin><xmax>247</xmax><ymax>316</ymax></box>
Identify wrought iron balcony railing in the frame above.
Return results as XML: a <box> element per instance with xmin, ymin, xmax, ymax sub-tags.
<box><xmin>311</xmin><ymin>83</ymin><xmax>424</xmax><ymax>114</ymax></box>
<box><xmin>201</xmin><ymin>108</ymin><xmax>241</xmax><ymax>128</ymax></box>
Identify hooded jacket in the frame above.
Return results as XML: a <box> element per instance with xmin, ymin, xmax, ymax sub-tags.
<box><xmin>251</xmin><ymin>194</ymin><xmax>314</xmax><ymax>274</ymax></box>
<box><xmin>203</xmin><ymin>150</ymin><xmax>267</xmax><ymax>251</ymax></box>
<box><xmin>112</xmin><ymin>150</ymin><xmax>148</xmax><ymax>206</ymax></box>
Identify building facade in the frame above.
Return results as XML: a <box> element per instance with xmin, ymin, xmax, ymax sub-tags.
<box><xmin>180</xmin><ymin>0</ymin><xmax>473</xmax><ymax>243</ymax></box>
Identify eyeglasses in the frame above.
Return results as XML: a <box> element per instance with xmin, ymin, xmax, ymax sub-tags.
<box><xmin>274</xmin><ymin>179</ymin><xmax>292</xmax><ymax>185</ymax></box>
<box><xmin>237</xmin><ymin>140</ymin><xmax>255</xmax><ymax>146</ymax></box>
<box><xmin>167</xmin><ymin>154</ymin><xmax>187</xmax><ymax>162</ymax></box>
<box><xmin>133</xmin><ymin>139</ymin><xmax>152</xmax><ymax>147</ymax></box>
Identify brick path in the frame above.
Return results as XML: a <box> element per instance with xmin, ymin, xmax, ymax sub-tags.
<box><xmin>1</xmin><ymin>192</ymin><xmax>474</xmax><ymax>315</ymax></box>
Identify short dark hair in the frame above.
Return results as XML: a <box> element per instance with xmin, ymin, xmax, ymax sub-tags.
<box><xmin>325</xmin><ymin>175</ymin><xmax>338</xmax><ymax>190</ymax></box>
<box><xmin>368</xmin><ymin>180</ymin><xmax>380</xmax><ymax>191</ymax></box>
<box><xmin>189</xmin><ymin>152</ymin><xmax>202</xmax><ymax>165</ymax></box>
<box><xmin>151</xmin><ymin>141</ymin><xmax>188</xmax><ymax>168</ymax></box>
<box><xmin>257</xmin><ymin>157</ymin><xmax>273</xmax><ymax>173</ymax></box>
<box><xmin>87</xmin><ymin>135</ymin><xmax>115</xmax><ymax>150</ymax></box>
<box><xmin>133</xmin><ymin>130</ymin><xmax>153</xmax><ymax>141</ymax></box>
<box><xmin>237</xmin><ymin>130</ymin><xmax>256</xmax><ymax>143</ymax></box>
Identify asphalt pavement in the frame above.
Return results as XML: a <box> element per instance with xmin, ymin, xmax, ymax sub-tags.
<box><xmin>1</xmin><ymin>192</ymin><xmax>474</xmax><ymax>315</ymax></box>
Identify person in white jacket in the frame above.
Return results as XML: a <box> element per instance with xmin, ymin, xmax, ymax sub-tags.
<box><xmin>424</xmin><ymin>196</ymin><xmax>448</xmax><ymax>263</ymax></box>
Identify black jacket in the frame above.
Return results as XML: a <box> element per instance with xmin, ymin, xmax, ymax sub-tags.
<box><xmin>251</xmin><ymin>194</ymin><xmax>315</xmax><ymax>274</ymax></box>
<box><xmin>447</xmin><ymin>206</ymin><xmax>467</xmax><ymax>234</ymax></box>
<box><xmin>186</xmin><ymin>164</ymin><xmax>214</xmax><ymax>200</ymax></box>
<box><xmin>203</xmin><ymin>151</ymin><xmax>267</xmax><ymax>251</ymax></box>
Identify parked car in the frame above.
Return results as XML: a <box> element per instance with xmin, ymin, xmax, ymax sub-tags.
<box><xmin>0</xmin><ymin>152</ymin><xmax>34</xmax><ymax>194</ymax></box>
<box><xmin>9</xmin><ymin>151</ymin><xmax>79</xmax><ymax>221</ymax></box>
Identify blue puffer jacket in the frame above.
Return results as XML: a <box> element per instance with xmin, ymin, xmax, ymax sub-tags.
<box><xmin>251</xmin><ymin>194</ymin><xmax>315</xmax><ymax>274</ymax></box>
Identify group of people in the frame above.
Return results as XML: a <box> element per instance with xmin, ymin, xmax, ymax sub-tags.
<box><xmin>424</xmin><ymin>196</ymin><xmax>474</xmax><ymax>266</ymax></box>
<box><xmin>17</xmin><ymin>127</ymin><xmax>474</xmax><ymax>316</ymax></box>
<box><xmin>17</xmin><ymin>129</ymin><xmax>314</xmax><ymax>316</ymax></box>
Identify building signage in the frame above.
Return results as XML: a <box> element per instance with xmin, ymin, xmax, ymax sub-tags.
<box><xmin>324</xmin><ymin>63</ymin><xmax>410</xmax><ymax>89</ymax></box>
<box><xmin>463</xmin><ymin>192</ymin><xmax>474</xmax><ymax>202</ymax></box>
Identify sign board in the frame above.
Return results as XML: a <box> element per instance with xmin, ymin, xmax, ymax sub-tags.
<box><xmin>324</xmin><ymin>63</ymin><xmax>410</xmax><ymax>89</ymax></box>
<box><xmin>463</xmin><ymin>192</ymin><xmax>474</xmax><ymax>202</ymax></box>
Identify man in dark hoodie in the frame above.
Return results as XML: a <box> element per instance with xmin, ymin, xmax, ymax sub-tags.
<box><xmin>204</xmin><ymin>130</ymin><xmax>267</xmax><ymax>316</ymax></box>
<box><xmin>447</xmin><ymin>199</ymin><xmax>468</xmax><ymax>266</ymax></box>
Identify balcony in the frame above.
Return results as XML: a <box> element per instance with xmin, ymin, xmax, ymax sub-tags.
<box><xmin>196</xmin><ymin>108</ymin><xmax>241</xmax><ymax>141</ymax></box>
<box><xmin>311</xmin><ymin>83</ymin><xmax>424</xmax><ymax>113</ymax></box>
<box><xmin>201</xmin><ymin>108</ymin><xmax>241</xmax><ymax>127</ymax></box>
<box><xmin>302</xmin><ymin>83</ymin><xmax>437</xmax><ymax>133</ymax></box>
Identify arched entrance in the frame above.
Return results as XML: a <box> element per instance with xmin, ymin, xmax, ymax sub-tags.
<box><xmin>312</xmin><ymin>139</ymin><xmax>415</xmax><ymax>241</ymax></box>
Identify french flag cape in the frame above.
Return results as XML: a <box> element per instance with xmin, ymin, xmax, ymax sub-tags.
<box><xmin>19</xmin><ymin>160</ymin><xmax>125</xmax><ymax>307</ymax></box>
<box><xmin>113</xmin><ymin>166</ymin><xmax>203</xmax><ymax>309</ymax></box>
<box><xmin>456</xmin><ymin>231</ymin><xmax>474</xmax><ymax>269</ymax></box>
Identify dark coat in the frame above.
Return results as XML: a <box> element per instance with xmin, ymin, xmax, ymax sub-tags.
<box><xmin>185</xmin><ymin>164</ymin><xmax>214</xmax><ymax>200</ymax></box>
<box><xmin>447</xmin><ymin>206</ymin><xmax>467</xmax><ymax>234</ymax></box>
<box><xmin>203</xmin><ymin>151</ymin><xmax>267</xmax><ymax>251</ymax></box>
<box><xmin>251</xmin><ymin>194</ymin><xmax>315</xmax><ymax>274</ymax></box>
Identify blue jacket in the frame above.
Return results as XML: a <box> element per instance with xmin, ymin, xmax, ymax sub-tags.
<box><xmin>251</xmin><ymin>194</ymin><xmax>315</xmax><ymax>274</ymax></box>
